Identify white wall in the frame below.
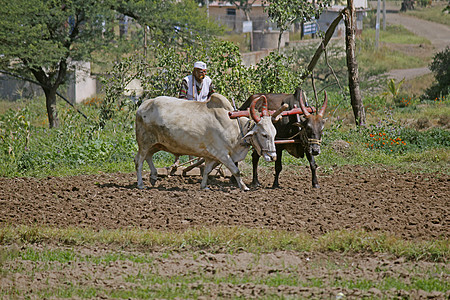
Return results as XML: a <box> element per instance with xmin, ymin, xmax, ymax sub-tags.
<box><xmin>69</xmin><ymin>61</ymin><xmax>97</xmax><ymax>103</ymax></box>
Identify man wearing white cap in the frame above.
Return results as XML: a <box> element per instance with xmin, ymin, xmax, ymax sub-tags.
<box><xmin>179</xmin><ymin>61</ymin><xmax>215</xmax><ymax>101</ymax></box>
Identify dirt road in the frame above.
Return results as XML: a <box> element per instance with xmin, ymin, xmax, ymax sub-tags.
<box><xmin>374</xmin><ymin>2</ymin><xmax>450</xmax><ymax>80</ymax></box>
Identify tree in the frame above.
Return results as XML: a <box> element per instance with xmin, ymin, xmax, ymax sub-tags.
<box><xmin>0</xmin><ymin>0</ymin><xmax>221</xmax><ymax>128</ymax></box>
<box><xmin>344</xmin><ymin>0</ymin><xmax>365</xmax><ymax>126</ymax></box>
<box><xmin>0</xmin><ymin>0</ymin><xmax>118</xmax><ymax>128</ymax></box>
<box><xmin>263</xmin><ymin>0</ymin><xmax>331</xmax><ymax>51</ymax></box>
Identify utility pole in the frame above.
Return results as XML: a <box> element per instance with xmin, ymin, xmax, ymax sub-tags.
<box><xmin>375</xmin><ymin>0</ymin><xmax>381</xmax><ymax>49</ymax></box>
<box><xmin>383</xmin><ymin>0</ymin><xmax>386</xmax><ymax>30</ymax></box>
<box><xmin>206</xmin><ymin>0</ymin><xmax>209</xmax><ymax>18</ymax></box>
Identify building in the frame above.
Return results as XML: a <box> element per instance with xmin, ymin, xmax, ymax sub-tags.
<box><xmin>208</xmin><ymin>0</ymin><xmax>369</xmax><ymax>38</ymax></box>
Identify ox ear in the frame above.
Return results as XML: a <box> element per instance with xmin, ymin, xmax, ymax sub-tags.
<box><xmin>243</xmin><ymin>130</ymin><xmax>255</xmax><ymax>139</ymax></box>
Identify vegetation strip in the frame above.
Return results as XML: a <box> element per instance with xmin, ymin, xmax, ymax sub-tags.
<box><xmin>0</xmin><ymin>225</ymin><xmax>448</xmax><ymax>261</ymax></box>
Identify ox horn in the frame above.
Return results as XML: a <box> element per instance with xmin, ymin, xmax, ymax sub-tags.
<box><xmin>272</xmin><ymin>103</ymin><xmax>289</xmax><ymax>122</ymax></box>
<box><xmin>260</xmin><ymin>95</ymin><xmax>269</xmax><ymax>117</ymax></box>
<box><xmin>250</xmin><ymin>95</ymin><xmax>261</xmax><ymax>123</ymax></box>
<box><xmin>299</xmin><ymin>91</ymin><xmax>311</xmax><ymax>117</ymax></box>
<box><xmin>318</xmin><ymin>91</ymin><xmax>328</xmax><ymax>117</ymax></box>
<box><xmin>250</xmin><ymin>95</ymin><xmax>269</xmax><ymax>123</ymax></box>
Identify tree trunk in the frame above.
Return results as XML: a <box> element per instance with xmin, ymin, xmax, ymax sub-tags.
<box><xmin>277</xmin><ymin>31</ymin><xmax>283</xmax><ymax>52</ymax></box>
<box><xmin>344</xmin><ymin>1</ymin><xmax>366</xmax><ymax>126</ymax></box>
<box><xmin>31</xmin><ymin>62</ymin><xmax>67</xmax><ymax>128</ymax></box>
<box><xmin>43</xmin><ymin>87</ymin><xmax>60</xmax><ymax>128</ymax></box>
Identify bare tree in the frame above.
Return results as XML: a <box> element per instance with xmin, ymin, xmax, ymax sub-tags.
<box><xmin>344</xmin><ymin>0</ymin><xmax>366</xmax><ymax>126</ymax></box>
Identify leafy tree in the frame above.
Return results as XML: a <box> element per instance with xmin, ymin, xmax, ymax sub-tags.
<box><xmin>0</xmin><ymin>0</ymin><xmax>117</xmax><ymax>128</ymax></box>
<box><xmin>0</xmin><ymin>0</ymin><xmax>222</xmax><ymax>128</ymax></box>
<box><xmin>263</xmin><ymin>0</ymin><xmax>331</xmax><ymax>50</ymax></box>
<box><xmin>424</xmin><ymin>46</ymin><xmax>450</xmax><ymax>100</ymax></box>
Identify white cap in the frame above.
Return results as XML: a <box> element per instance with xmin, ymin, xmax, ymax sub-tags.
<box><xmin>194</xmin><ymin>61</ymin><xmax>207</xmax><ymax>70</ymax></box>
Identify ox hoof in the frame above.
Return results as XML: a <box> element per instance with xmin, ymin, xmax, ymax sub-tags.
<box><xmin>200</xmin><ymin>185</ymin><xmax>211</xmax><ymax>191</ymax></box>
<box><xmin>250</xmin><ymin>181</ymin><xmax>261</xmax><ymax>188</ymax></box>
<box><xmin>240</xmin><ymin>185</ymin><xmax>250</xmax><ymax>191</ymax></box>
<box><xmin>150</xmin><ymin>177</ymin><xmax>158</xmax><ymax>186</ymax></box>
<box><xmin>313</xmin><ymin>184</ymin><xmax>320</xmax><ymax>188</ymax></box>
<box><xmin>137</xmin><ymin>184</ymin><xmax>147</xmax><ymax>190</ymax></box>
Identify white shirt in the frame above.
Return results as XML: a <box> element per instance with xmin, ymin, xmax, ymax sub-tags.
<box><xmin>182</xmin><ymin>75</ymin><xmax>212</xmax><ymax>102</ymax></box>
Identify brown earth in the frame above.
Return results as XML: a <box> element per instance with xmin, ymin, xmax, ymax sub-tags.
<box><xmin>1</xmin><ymin>165</ymin><xmax>449</xmax><ymax>240</ymax></box>
<box><xmin>1</xmin><ymin>165</ymin><xmax>449</xmax><ymax>298</ymax></box>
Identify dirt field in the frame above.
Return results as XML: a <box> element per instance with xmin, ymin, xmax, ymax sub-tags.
<box><xmin>1</xmin><ymin>165</ymin><xmax>449</xmax><ymax>298</ymax></box>
<box><xmin>1</xmin><ymin>165</ymin><xmax>449</xmax><ymax>240</ymax></box>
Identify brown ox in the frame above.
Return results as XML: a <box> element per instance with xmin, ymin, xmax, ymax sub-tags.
<box><xmin>135</xmin><ymin>93</ymin><xmax>286</xmax><ymax>190</ymax></box>
<box><xmin>239</xmin><ymin>88</ymin><xmax>328</xmax><ymax>188</ymax></box>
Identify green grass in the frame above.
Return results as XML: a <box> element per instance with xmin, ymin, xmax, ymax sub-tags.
<box><xmin>1</xmin><ymin>225</ymin><xmax>448</xmax><ymax>260</ymax></box>
<box><xmin>404</xmin><ymin>2</ymin><xmax>450</xmax><ymax>26</ymax></box>
<box><xmin>1</xmin><ymin>225</ymin><xmax>448</xmax><ymax>298</ymax></box>
<box><xmin>374</xmin><ymin>24</ymin><xmax>431</xmax><ymax>45</ymax></box>
<box><xmin>356</xmin><ymin>25</ymin><xmax>432</xmax><ymax>75</ymax></box>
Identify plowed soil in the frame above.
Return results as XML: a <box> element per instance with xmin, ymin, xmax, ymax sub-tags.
<box><xmin>1</xmin><ymin>165</ymin><xmax>448</xmax><ymax>239</ymax></box>
<box><xmin>1</xmin><ymin>165</ymin><xmax>449</xmax><ymax>298</ymax></box>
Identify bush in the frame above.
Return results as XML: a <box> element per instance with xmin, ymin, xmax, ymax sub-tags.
<box><xmin>363</xmin><ymin>119</ymin><xmax>450</xmax><ymax>154</ymax></box>
<box><xmin>424</xmin><ymin>46</ymin><xmax>450</xmax><ymax>100</ymax></box>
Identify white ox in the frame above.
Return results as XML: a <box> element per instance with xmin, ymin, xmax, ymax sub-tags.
<box><xmin>134</xmin><ymin>93</ymin><xmax>283</xmax><ymax>190</ymax></box>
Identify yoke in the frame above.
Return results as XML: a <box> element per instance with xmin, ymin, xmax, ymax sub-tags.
<box><xmin>228</xmin><ymin>106</ymin><xmax>316</xmax><ymax>145</ymax></box>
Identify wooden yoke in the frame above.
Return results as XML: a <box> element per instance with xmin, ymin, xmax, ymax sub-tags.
<box><xmin>228</xmin><ymin>106</ymin><xmax>316</xmax><ymax>119</ymax></box>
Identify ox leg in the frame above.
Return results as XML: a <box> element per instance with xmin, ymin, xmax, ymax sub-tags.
<box><xmin>135</xmin><ymin>152</ymin><xmax>146</xmax><ymax>189</ymax></box>
<box><xmin>145</xmin><ymin>152</ymin><xmax>159</xmax><ymax>186</ymax></box>
<box><xmin>306</xmin><ymin>152</ymin><xmax>319</xmax><ymax>188</ymax></box>
<box><xmin>200</xmin><ymin>160</ymin><xmax>220</xmax><ymax>190</ymax></box>
<box><xmin>134</xmin><ymin>149</ymin><xmax>158</xmax><ymax>189</ymax></box>
<box><xmin>272</xmin><ymin>147</ymin><xmax>283</xmax><ymax>188</ymax></box>
<box><xmin>221</xmin><ymin>158</ymin><xmax>249</xmax><ymax>191</ymax></box>
<box><xmin>250</xmin><ymin>150</ymin><xmax>261</xmax><ymax>187</ymax></box>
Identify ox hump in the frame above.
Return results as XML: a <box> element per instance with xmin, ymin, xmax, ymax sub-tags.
<box><xmin>207</xmin><ymin>93</ymin><xmax>234</xmax><ymax>111</ymax></box>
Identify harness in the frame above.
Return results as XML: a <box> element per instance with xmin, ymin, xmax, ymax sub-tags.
<box><xmin>308</xmin><ymin>138</ymin><xmax>322</xmax><ymax>145</ymax></box>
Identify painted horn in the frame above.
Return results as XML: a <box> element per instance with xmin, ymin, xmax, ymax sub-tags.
<box><xmin>299</xmin><ymin>91</ymin><xmax>311</xmax><ymax>117</ymax></box>
<box><xmin>318</xmin><ymin>91</ymin><xmax>328</xmax><ymax>117</ymax></box>
<box><xmin>260</xmin><ymin>95</ymin><xmax>269</xmax><ymax>117</ymax></box>
<box><xmin>250</xmin><ymin>95</ymin><xmax>261</xmax><ymax>123</ymax></box>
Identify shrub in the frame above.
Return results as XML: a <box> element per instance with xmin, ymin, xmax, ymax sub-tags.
<box><xmin>423</xmin><ymin>46</ymin><xmax>450</xmax><ymax>100</ymax></box>
<box><xmin>363</xmin><ymin>119</ymin><xmax>450</xmax><ymax>154</ymax></box>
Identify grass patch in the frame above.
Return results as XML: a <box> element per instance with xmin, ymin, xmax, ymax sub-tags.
<box><xmin>1</xmin><ymin>225</ymin><xmax>448</xmax><ymax>261</ymax></box>
<box><xmin>356</xmin><ymin>24</ymin><xmax>433</xmax><ymax>75</ymax></box>
<box><xmin>375</xmin><ymin>25</ymin><xmax>431</xmax><ymax>45</ymax></box>
<box><xmin>404</xmin><ymin>2</ymin><xmax>450</xmax><ymax>26</ymax></box>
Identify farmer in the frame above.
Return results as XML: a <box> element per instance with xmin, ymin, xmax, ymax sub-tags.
<box><xmin>178</xmin><ymin>61</ymin><xmax>215</xmax><ymax>101</ymax></box>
